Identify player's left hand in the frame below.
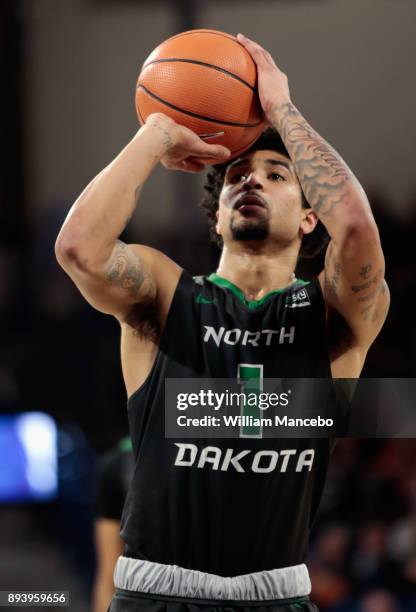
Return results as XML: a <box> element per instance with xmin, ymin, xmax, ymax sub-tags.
<box><xmin>237</xmin><ymin>33</ymin><xmax>291</xmax><ymax>122</ymax></box>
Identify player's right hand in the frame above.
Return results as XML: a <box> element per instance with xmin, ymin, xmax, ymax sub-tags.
<box><xmin>145</xmin><ymin>113</ymin><xmax>231</xmax><ymax>173</ymax></box>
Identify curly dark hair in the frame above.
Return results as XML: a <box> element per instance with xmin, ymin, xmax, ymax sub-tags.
<box><xmin>200</xmin><ymin>127</ymin><xmax>329</xmax><ymax>260</ymax></box>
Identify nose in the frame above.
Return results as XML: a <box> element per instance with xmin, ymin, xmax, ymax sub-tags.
<box><xmin>242</xmin><ymin>172</ymin><xmax>263</xmax><ymax>191</ymax></box>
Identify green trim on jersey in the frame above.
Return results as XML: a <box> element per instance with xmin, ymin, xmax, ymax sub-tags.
<box><xmin>196</xmin><ymin>293</ymin><xmax>217</xmax><ymax>305</ymax></box>
<box><xmin>207</xmin><ymin>273</ymin><xmax>310</xmax><ymax>310</ymax></box>
<box><xmin>118</xmin><ymin>436</ymin><xmax>133</xmax><ymax>453</ymax></box>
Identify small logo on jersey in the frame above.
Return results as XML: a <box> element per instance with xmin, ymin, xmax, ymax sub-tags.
<box><xmin>196</xmin><ymin>293</ymin><xmax>217</xmax><ymax>305</ymax></box>
<box><xmin>285</xmin><ymin>288</ymin><xmax>310</xmax><ymax>308</ymax></box>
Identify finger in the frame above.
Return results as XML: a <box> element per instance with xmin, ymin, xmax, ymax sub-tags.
<box><xmin>237</xmin><ymin>33</ymin><xmax>252</xmax><ymax>42</ymax></box>
<box><xmin>163</xmin><ymin>158</ymin><xmax>203</xmax><ymax>173</ymax></box>
<box><xmin>237</xmin><ymin>33</ymin><xmax>261</xmax><ymax>51</ymax></box>
<box><xmin>180</xmin><ymin>159</ymin><xmax>205</xmax><ymax>173</ymax></box>
<box><xmin>237</xmin><ymin>34</ymin><xmax>271</xmax><ymax>63</ymax></box>
<box><xmin>193</xmin><ymin>143</ymin><xmax>231</xmax><ymax>161</ymax></box>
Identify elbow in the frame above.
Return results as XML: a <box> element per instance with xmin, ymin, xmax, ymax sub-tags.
<box><xmin>55</xmin><ymin>231</ymin><xmax>91</xmax><ymax>273</ymax></box>
<box><xmin>346</xmin><ymin>215</ymin><xmax>379</xmax><ymax>239</ymax></box>
<box><xmin>341</xmin><ymin>202</ymin><xmax>381</xmax><ymax>244</ymax></box>
<box><xmin>337</xmin><ymin>208</ymin><xmax>382</xmax><ymax>260</ymax></box>
<box><xmin>55</xmin><ymin>226</ymin><xmax>109</xmax><ymax>276</ymax></box>
<box><xmin>55</xmin><ymin>230</ymin><xmax>70</xmax><ymax>268</ymax></box>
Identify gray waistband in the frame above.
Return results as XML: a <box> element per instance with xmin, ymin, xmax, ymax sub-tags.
<box><xmin>114</xmin><ymin>557</ymin><xmax>311</xmax><ymax>601</ymax></box>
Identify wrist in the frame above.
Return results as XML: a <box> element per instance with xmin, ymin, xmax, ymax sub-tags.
<box><xmin>139</xmin><ymin>115</ymin><xmax>179</xmax><ymax>154</ymax></box>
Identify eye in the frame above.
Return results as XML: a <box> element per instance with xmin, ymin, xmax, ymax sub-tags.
<box><xmin>269</xmin><ymin>172</ymin><xmax>284</xmax><ymax>182</ymax></box>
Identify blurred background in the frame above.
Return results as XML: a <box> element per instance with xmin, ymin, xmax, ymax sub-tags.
<box><xmin>1</xmin><ymin>0</ymin><xmax>415</xmax><ymax>610</ymax></box>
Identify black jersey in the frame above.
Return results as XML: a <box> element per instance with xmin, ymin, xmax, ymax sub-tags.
<box><xmin>121</xmin><ymin>271</ymin><xmax>333</xmax><ymax>576</ymax></box>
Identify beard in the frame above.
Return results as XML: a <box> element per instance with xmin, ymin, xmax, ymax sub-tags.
<box><xmin>230</xmin><ymin>217</ymin><xmax>270</xmax><ymax>242</ymax></box>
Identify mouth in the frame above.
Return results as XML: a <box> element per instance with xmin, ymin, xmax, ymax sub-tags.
<box><xmin>234</xmin><ymin>193</ymin><xmax>267</xmax><ymax>212</ymax></box>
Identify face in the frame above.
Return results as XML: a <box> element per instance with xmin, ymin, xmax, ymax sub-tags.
<box><xmin>216</xmin><ymin>149</ymin><xmax>317</xmax><ymax>249</ymax></box>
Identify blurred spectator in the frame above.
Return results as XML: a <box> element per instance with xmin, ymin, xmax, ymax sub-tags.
<box><xmin>388</xmin><ymin>473</ymin><xmax>416</xmax><ymax>597</ymax></box>
<box><xmin>309</xmin><ymin>525</ymin><xmax>352</xmax><ymax>609</ymax></box>
<box><xmin>350</xmin><ymin>523</ymin><xmax>400</xmax><ymax>591</ymax></box>
<box><xmin>359</xmin><ymin>589</ymin><xmax>400</xmax><ymax>612</ymax></box>
<box><xmin>308</xmin><ymin>439</ymin><xmax>416</xmax><ymax>611</ymax></box>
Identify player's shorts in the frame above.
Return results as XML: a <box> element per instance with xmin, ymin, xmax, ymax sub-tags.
<box><xmin>108</xmin><ymin>557</ymin><xmax>319</xmax><ymax>611</ymax></box>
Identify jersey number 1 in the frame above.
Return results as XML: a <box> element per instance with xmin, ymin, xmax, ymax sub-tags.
<box><xmin>237</xmin><ymin>364</ymin><xmax>263</xmax><ymax>438</ymax></box>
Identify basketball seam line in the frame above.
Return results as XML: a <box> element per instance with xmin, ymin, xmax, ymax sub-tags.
<box><xmin>167</xmin><ymin>30</ymin><xmax>235</xmax><ymax>43</ymax></box>
<box><xmin>136</xmin><ymin>85</ymin><xmax>263</xmax><ymax>128</ymax></box>
<box><xmin>142</xmin><ymin>58</ymin><xmax>255</xmax><ymax>92</ymax></box>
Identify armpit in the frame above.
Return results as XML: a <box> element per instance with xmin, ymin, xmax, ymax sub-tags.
<box><xmin>124</xmin><ymin>296</ymin><xmax>161</xmax><ymax>344</ymax></box>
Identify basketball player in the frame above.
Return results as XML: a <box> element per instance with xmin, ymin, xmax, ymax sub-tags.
<box><xmin>55</xmin><ymin>34</ymin><xmax>389</xmax><ymax>611</ymax></box>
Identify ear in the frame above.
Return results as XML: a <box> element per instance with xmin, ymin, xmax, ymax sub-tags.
<box><xmin>215</xmin><ymin>209</ymin><xmax>220</xmax><ymax>236</ymax></box>
<box><xmin>300</xmin><ymin>207</ymin><xmax>318</xmax><ymax>236</ymax></box>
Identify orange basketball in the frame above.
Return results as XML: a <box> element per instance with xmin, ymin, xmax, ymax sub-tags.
<box><xmin>136</xmin><ymin>29</ymin><xmax>265</xmax><ymax>161</ymax></box>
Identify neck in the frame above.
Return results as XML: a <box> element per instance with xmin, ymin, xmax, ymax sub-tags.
<box><xmin>216</xmin><ymin>243</ymin><xmax>298</xmax><ymax>301</ymax></box>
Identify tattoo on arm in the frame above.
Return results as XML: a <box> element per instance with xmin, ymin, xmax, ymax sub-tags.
<box><xmin>325</xmin><ymin>261</ymin><xmax>341</xmax><ymax>299</ymax></box>
<box><xmin>324</xmin><ymin>243</ymin><xmax>341</xmax><ymax>299</ymax></box>
<box><xmin>352</xmin><ymin>269</ymin><xmax>385</xmax><ymax>321</ymax></box>
<box><xmin>154</xmin><ymin>124</ymin><xmax>173</xmax><ymax>149</ymax></box>
<box><xmin>359</xmin><ymin>264</ymin><xmax>372</xmax><ymax>279</ymax></box>
<box><xmin>105</xmin><ymin>240</ymin><xmax>159</xmax><ymax>338</ymax></box>
<box><xmin>325</xmin><ymin>248</ymin><xmax>387</xmax><ymax>323</ymax></box>
<box><xmin>357</xmin><ymin>288</ymin><xmax>380</xmax><ymax>303</ymax></box>
<box><xmin>351</xmin><ymin>269</ymin><xmax>383</xmax><ymax>294</ymax></box>
<box><xmin>106</xmin><ymin>240</ymin><xmax>146</xmax><ymax>299</ymax></box>
<box><xmin>272</xmin><ymin>101</ymin><xmax>363</xmax><ymax>216</ymax></box>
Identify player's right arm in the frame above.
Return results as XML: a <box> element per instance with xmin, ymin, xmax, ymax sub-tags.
<box><xmin>55</xmin><ymin>113</ymin><xmax>230</xmax><ymax>322</ymax></box>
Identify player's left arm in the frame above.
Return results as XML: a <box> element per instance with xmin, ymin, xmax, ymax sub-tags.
<box><xmin>238</xmin><ymin>33</ymin><xmax>390</xmax><ymax>347</ymax></box>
